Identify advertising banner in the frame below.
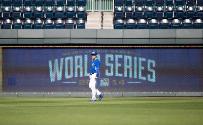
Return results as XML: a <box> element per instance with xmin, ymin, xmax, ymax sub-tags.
<box><xmin>3</xmin><ymin>48</ymin><xmax>203</xmax><ymax>92</ymax></box>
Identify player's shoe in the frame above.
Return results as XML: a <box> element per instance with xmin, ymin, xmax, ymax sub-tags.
<box><xmin>89</xmin><ymin>99</ymin><xmax>96</xmax><ymax>103</ymax></box>
<box><xmin>98</xmin><ymin>93</ymin><xmax>104</xmax><ymax>101</ymax></box>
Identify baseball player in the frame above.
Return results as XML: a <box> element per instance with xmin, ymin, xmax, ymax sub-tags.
<box><xmin>89</xmin><ymin>51</ymin><xmax>103</xmax><ymax>102</ymax></box>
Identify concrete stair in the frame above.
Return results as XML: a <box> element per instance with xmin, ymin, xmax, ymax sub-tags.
<box><xmin>102</xmin><ymin>12</ymin><xmax>113</xmax><ymax>29</ymax></box>
<box><xmin>86</xmin><ymin>12</ymin><xmax>102</xmax><ymax>29</ymax></box>
<box><xmin>86</xmin><ymin>12</ymin><xmax>113</xmax><ymax>29</ymax></box>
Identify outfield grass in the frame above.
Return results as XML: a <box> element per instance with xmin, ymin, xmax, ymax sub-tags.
<box><xmin>0</xmin><ymin>97</ymin><xmax>203</xmax><ymax>125</ymax></box>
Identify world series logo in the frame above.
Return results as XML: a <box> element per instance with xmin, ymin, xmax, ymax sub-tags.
<box><xmin>48</xmin><ymin>50</ymin><xmax>156</xmax><ymax>86</ymax></box>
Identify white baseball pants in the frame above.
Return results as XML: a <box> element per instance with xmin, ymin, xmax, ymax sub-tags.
<box><xmin>89</xmin><ymin>73</ymin><xmax>101</xmax><ymax>101</ymax></box>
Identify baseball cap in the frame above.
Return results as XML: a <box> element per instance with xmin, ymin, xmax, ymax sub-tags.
<box><xmin>91</xmin><ymin>51</ymin><xmax>97</xmax><ymax>55</ymax></box>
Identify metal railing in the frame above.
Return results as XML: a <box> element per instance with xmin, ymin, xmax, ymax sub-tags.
<box><xmin>86</xmin><ymin>0</ymin><xmax>114</xmax><ymax>12</ymax></box>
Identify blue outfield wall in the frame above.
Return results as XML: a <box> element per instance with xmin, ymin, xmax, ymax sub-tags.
<box><xmin>2</xmin><ymin>48</ymin><xmax>203</xmax><ymax>92</ymax></box>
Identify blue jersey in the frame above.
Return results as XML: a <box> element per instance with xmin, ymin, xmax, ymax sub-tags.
<box><xmin>90</xmin><ymin>58</ymin><xmax>100</xmax><ymax>77</ymax></box>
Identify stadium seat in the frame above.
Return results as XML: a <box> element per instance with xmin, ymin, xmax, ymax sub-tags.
<box><xmin>196</xmin><ymin>6</ymin><xmax>203</xmax><ymax>19</ymax></box>
<box><xmin>12</xmin><ymin>19</ymin><xmax>22</xmax><ymax>29</ymax></box>
<box><xmin>148</xmin><ymin>19</ymin><xmax>159</xmax><ymax>28</ymax></box>
<box><xmin>115</xmin><ymin>0</ymin><xmax>124</xmax><ymax>6</ymax></box>
<box><xmin>33</xmin><ymin>18</ymin><xmax>43</xmax><ymax>29</ymax></box>
<box><xmin>56</xmin><ymin>0</ymin><xmax>66</xmax><ymax>6</ymax></box>
<box><xmin>11</xmin><ymin>6</ymin><xmax>22</xmax><ymax>19</ymax></box>
<box><xmin>171</xmin><ymin>19</ymin><xmax>182</xmax><ymax>28</ymax></box>
<box><xmin>155</xmin><ymin>6</ymin><xmax>164</xmax><ymax>20</ymax></box>
<box><xmin>125</xmin><ymin>0</ymin><xmax>133</xmax><ymax>6</ymax></box>
<box><xmin>114</xmin><ymin>6</ymin><xmax>124</xmax><ymax>19</ymax></box>
<box><xmin>125</xmin><ymin>6</ymin><xmax>134</xmax><ymax>19</ymax></box>
<box><xmin>76</xmin><ymin>19</ymin><xmax>85</xmax><ymax>29</ymax></box>
<box><xmin>197</xmin><ymin>0</ymin><xmax>203</xmax><ymax>6</ymax></box>
<box><xmin>2</xmin><ymin>0</ymin><xmax>12</xmax><ymax>6</ymax></box>
<box><xmin>174</xmin><ymin>0</ymin><xmax>186</xmax><ymax>19</ymax></box>
<box><xmin>13</xmin><ymin>0</ymin><xmax>23</xmax><ymax>6</ymax></box>
<box><xmin>23</xmin><ymin>6</ymin><xmax>33</xmax><ymax>19</ymax></box>
<box><xmin>44</xmin><ymin>0</ymin><xmax>54</xmax><ymax>6</ymax></box>
<box><xmin>164</xmin><ymin>6</ymin><xmax>174</xmax><ymax>19</ymax></box>
<box><xmin>193</xmin><ymin>19</ymin><xmax>203</xmax><ymax>28</ymax></box>
<box><xmin>125</xmin><ymin>19</ymin><xmax>135</xmax><ymax>29</ymax></box>
<box><xmin>144</xmin><ymin>6</ymin><xmax>155</xmax><ymax>19</ymax></box>
<box><xmin>55</xmin><ymin>6</ymin><xmax>65</xmax><ymax>19</ymax></box>
<box><xmin>185</xmin><ymin>6</ymin><xmax>195</xmax><ymax>18</ymax></box>
<box><xmin>24</xmin><ymin>0</ymin><xmax>32</xmax><ymax>6</ymax></box>
<box><xmin>33</xmin><ymin>0</ymin><xmax>44</xmax><ymax>6</ymax></box>
<box><xmin>174</xmin><ymin>6</ymin><xmax>185</xmax><ymax>19</ymax></box>
<box><xmin>44</xmin><ymin>6</ymin><xmax>54</xmax><ymax>19</ymax></box>
<box><xmin>137</xmin><ymin>19</ymin><xmax>147</xmax><ymax>29</ymax></box>
<box><xmin>2</xmin><ymin>19</ymin><xmax>12</xmax><ymax>29</ymax></box>
<box><xmin>67</xmin><ymin>0</ymin><xmax>75</xmax><ymax>6</ymax></box>
<box><xmin>155</xmin><ymin>0</ymin><xmax>164</xmax><ymax>19</ymax></box>
<box><xmin>155</xmin><ymin>0</ymin><xmax>164</xmax><ymax>6</ymax></box>
<box><xmin>55</xmin><ymin>18</ymin><xmax>65</xmax><ymax>29</ymax></box>
<box><xmin>133</xmin><ymin>6</ymin><xmax>144</xmax><ymax>19</ymax></box>
<box><xmin>166</xmin><ymin>0</ymin><xmax>173</xmax><ymax>6</ymax></box>
<box><xmin>2</xmin><ymin>6</ymin><xmax>11</xmax><ymax>19</ymax></box>
<box><xmin>34</xmin><ymin>6</ymin><xmax>44</xmax><ymax>19</ymax></box>
<box><xmin>182</xmin><ymin>19</ymin><xmax>193</xmax><ymax>28</ymax></box>
<box><xmin>159</xmin><ymin>19</ymin><xmax>170</xmax><ymax>28</ymax></box>
<box><xmin>23</xmin><ymin>18</ymin><xmax>33</xmax><ymax>29</ymax></box>
<box><xmin>77</xmin><ymin>0</ymin><xmax>86</xmax><ymax>6</ymax></box>
<box><xmin>77</xmin><ymin>6</ymin><xmax>86</xmax><ymax>19</ymax></box>
<box><xmin>114</xmin><ymin>19</ymin><xmax>124</xmax><ymax>29</ymax></box>
<box><xmin>65</xmin><ymin>6</ymin><xmax>76</xmax><ymax>19</ymax></box>
<box><xmin>44</xmin><ymin>19</ymin><xmax>54</xmax><ymax>29</ymax></box>
<box><xmin>65</xmin><ymin>19</ymin><xmax>75</xmax><ymax>29</ymax></box>
<box><xmin>134</xmin><ymin>0</ymin><xmax>144</xmax><ymax>6</ymax></box>
<box><xmin>145</xmin><ymin>0</ymin><xmax>154</xmax><ymax>6</ymax></box>
<box><xmin>186</xmin><ymin>0</ymin><xmax>195</xmax><ymax>6</ymax></box>
<box><xmin>175</xmin><ymin>0</ymin><xmax>186</xmax><ymax>6</ymax></box>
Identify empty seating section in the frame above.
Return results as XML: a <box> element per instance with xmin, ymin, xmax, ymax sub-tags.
<box><xmin>0</xmin><ymin>0</ymin><xmax>87</xmax><ymax>29</ymax></box>
<box><xmin>114</xmin><ymin>0</ymin><xmax>203</xmax><ymax>29</ymax></box>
